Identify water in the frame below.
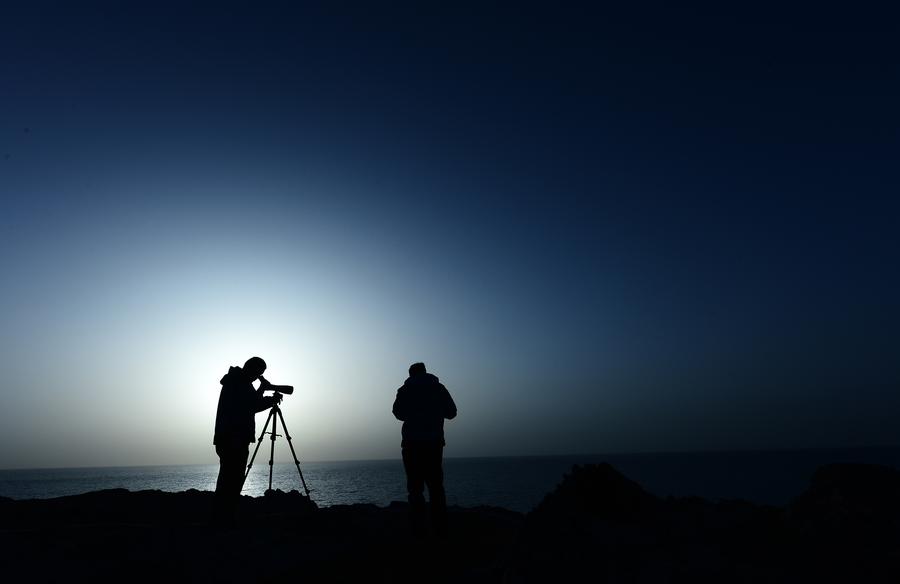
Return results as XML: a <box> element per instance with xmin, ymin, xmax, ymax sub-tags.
<box><xmin>3</xmin><ymin>448</ymin><xmax>900</xmax><ymax>513</ymax></box>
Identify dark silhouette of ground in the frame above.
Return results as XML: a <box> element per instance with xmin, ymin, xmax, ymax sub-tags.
<box><xmin>3</xmin><ymin>463</ymin><xmax>900</xmax><ymax>582</ymax></box>
<box><xmin>0</xmin><ymin>489</ymin><xmax>520</xmax><ymax>583</ymax></box>
<box><xmin>506</xmin><ymin>462</ymin><xmax>900</xmax><ymax>583</ymax></box>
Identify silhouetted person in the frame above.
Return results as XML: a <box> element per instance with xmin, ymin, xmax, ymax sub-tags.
<box><xmin>392</xmin><ymin>362</ymin><xmax>457</xmax><ymax>537</ymax></box>
<box><xmin>212</xmin><ymin>356</ymin><xmax>281</xmax><ymax>527</ymax></box>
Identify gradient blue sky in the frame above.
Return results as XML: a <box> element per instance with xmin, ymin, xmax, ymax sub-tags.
<box><xmin>1</xmin><ymin>1</ymin><xmax>898</xmax><ymax>468</ymax></box>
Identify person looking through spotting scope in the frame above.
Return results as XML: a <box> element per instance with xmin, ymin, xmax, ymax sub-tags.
<box><xmin>392</xmin><ymin>362</ymin><xmax>457</xmax><ymax>537</ymax></box>
<box><xmin>213</xmin><ymin>356</ymin><xmax>282</xmax><ymax>527</ymax></box>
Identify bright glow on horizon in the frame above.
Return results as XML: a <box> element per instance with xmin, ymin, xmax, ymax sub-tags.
<box><xmin>1</xmin><ymin>177</ymin><xmax>580</xmax><ymax>468</ymax></box>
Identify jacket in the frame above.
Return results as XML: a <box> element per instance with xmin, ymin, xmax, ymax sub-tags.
<box><xmin>213</xmin><ymin>366</ymin><xmax>276</xmax><ymax>446</ymax></box>
<box><xmin>392</xmin><ymin>373</ymin><xmax>457</xmax><ymax>447</ymax></box>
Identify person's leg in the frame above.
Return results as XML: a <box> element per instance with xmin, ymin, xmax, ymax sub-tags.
<box><xmin>227</xmin><ymin>445</ymin><xmax>249</xmax><ymax>520</ymax></box>
<box><xmin>213</xmin><ymin>443</ymin><xmax>232</xmax><ymax>525</ymax></box>
<box><xmin>402</xmin><ymin>445</ymin><xmax>427</xmax><ymax>536</ymax></box>
<box><xmin>214</xmin><ymin>443</ymin><xmax>248</xmax><ymax>526</ymax></box>
<box><xmin>423</xmin><ymin>443</ymin><xmax>447</xmax><ymax>536</ymax></box>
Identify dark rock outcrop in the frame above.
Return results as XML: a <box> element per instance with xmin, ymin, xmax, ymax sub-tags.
<box><xmin>506</xmin><ymin>464</ymin><xmax>785</xmax><ymax>582</ymax></box>
<box><xmin>790</xmin><ymin>463</ymin><xmax>900</xmax><ymax>537</ymax></box>
<box><xmin>505</xmin><ymin>463</ymin><xmax>900</xmax><ymax>583</ymax></box>
<box><xmin>784</xmin><ymin>463</ymin><xmax>900</xmax><ymax>582</ymax></box>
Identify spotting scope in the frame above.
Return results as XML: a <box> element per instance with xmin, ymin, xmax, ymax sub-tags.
<box><xmin>259</xmin><ymin>376</ymin><xmax>294</xmax><ymax>395</ymax></box>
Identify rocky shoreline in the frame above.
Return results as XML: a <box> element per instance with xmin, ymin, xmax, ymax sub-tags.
<box><xmin>2</xmin><ymin>463</ymin><xmax>899</xmax><ymax>582</ymax></box>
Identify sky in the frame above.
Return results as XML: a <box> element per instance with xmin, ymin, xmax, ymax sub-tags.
<box><xmin>1</xmin><ymin>1</ymin><xmax>898</xmax><ymax>468</ymax></box>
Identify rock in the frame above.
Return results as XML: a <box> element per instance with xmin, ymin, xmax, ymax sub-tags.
<box><xmin>506</xmin><ymin>464</ymin><xmax>665</xmax><ymax>583</ymax></box>
<box><xmin>785</xmin><ymin>463</ymin><xmax>900</xmax><ymax>581</ymax></box>
<box><xmin>791</xmin><ymin>463</ymin><xmax>900</xmax><ymax>533</ymax></box>
<box><xmin>531</xmin><ymin>463</ymin><xmax>659</xmax><ymax>521</ymax></box>
<box><xmin>506</xmin><ymin>464</ymin><xmax>785</xmax><ymax>583</ymax></box>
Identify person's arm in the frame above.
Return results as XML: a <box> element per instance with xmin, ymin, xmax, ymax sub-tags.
<box><xmin>251</xmin><ymin>386</ymin><xmax>279</xmax><ymax>412</ymax></box>
<box><xmin>441</xmin><ymin>385</ymin><xmax>457</xmax><ymax>420</ymax></box>
<box><xmin>392</xmin><ymin>387</ymin><xmax>408</xmax><ymax>421</ymax></box>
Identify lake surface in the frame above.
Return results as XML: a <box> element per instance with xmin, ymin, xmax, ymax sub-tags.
<box><xmin>3</xmin><ymin>448</ymin><xmax>899</xmax><ymax>512</ymax></box>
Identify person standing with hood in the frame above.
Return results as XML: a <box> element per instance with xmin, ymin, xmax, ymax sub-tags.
<box><xmin>213</xmin><ymin>356</ymin><xmax>281</xmax><ymax>527</ymax></box>
<box><xmin>392</xmin><ymin>362</ymin><xmax>457</xmax><ymax>536</ymax></box>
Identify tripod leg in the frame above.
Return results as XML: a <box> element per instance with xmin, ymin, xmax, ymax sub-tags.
<box><xmin>244</xmin><ymin>407</ymin><xmax>275</xmax><ymax>486</ymax></box>
<box><xmin>268</xmin><ymin>406</ymin><xmax>278</xmax><ymax>492</ymax></box>
<box><xmin>276</xmin><ymin>408</ymin><xmax>312</xmax><ymax>497</ymax></box>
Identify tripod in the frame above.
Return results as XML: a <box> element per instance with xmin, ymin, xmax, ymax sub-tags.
<box><xmin>244</xmin><ymin>399</ymin><xmax>311</xmax><ymax>497</ymax></box>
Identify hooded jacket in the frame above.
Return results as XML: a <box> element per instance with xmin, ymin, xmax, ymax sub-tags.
<box><xmin>213</xmin><ymin>366</ymin><xmax>276</xmax><ymax>446</ymax></box>
<box><xmin>392</xmin><ymin>373</ymin><xmax>457</xmax><ymax>447</ymax></box>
